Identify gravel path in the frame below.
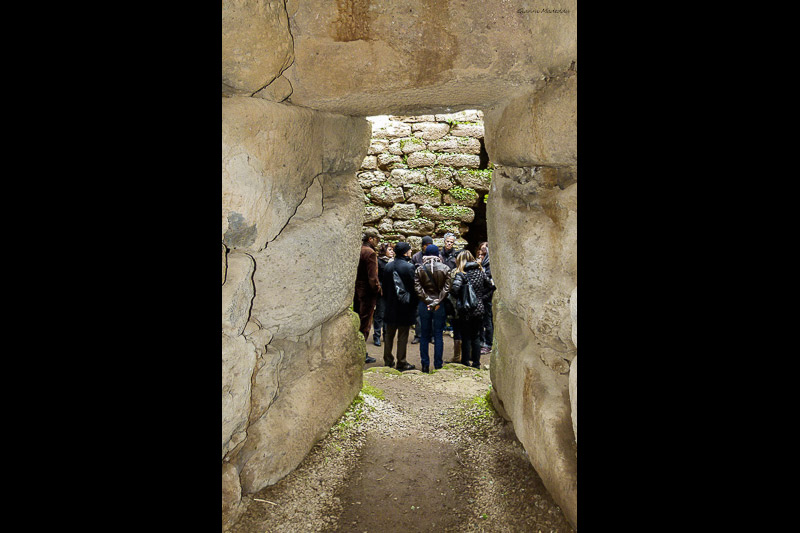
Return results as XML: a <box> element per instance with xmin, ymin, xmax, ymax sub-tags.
<box><xmin>227</xmin><ymin>363</ymin><xmax>575</xmax><ymax>533</ymax></box>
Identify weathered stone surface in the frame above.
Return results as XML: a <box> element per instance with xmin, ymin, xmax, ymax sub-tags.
<box><xmin>423</xmin><ymin>168</ymin><xmax>456</xmax><ymax>190</ymax></box>
<box><xmin>387</xmin><ymin>140</ymin><xmax>404</xmax><ymax>156</ymax></box>
<box><xmin>429</xmin><ymin>136</ymin><xmax>482</xmax><ymax>154</ymax></box>
<box><xmin>369</xmin><ymin>185</ymin><xmax>405</xmax><ymax>206</ymax></box>
<box><xmin>437</xmin><ymin>153</ymin><xmax>480</xmax><ymax>168</ymax></box>
<box><xmin>418</xmin><ymin>204</ymin><xmax>446</xmax><ymax>221</ymax></box>
<box><xmin>411</xmin><ymin>122</ymin><xmax>450</xmax><ymax>141</ymax></box>
<box><xmin>252</xmin><ymin>74</ymin><xmax>293</xmax><ymax>102</ymax></box>
<box><xmin>222</xmin><ymin>252</ymin><xmax>255</xmax><ymax>337</ymax></box>
<box><xmin>222</xmin><ymin>332</ymin><xmax>258</xmax><ymax>458</ymax></box>
<box><xmin>222</xmin><ymin>97</ymin><xmax>370</xmax><ymax>252</ymax></box>
<box><xmin>390</xmin><ymin>114</ymin><xmax>436</xmax><ymax>122</ymax></box>
<box><xmin>236</xmin><ymin>310</ymin><xmax>363</xmax><ymax>492</ymax></box>
<box><xmin>569</xmin><ymin>356</ymin><xmax>577</xmax><ymax>444</ymax></box>
<box><xmin>387</xmin><ymin>203</ymin><xmax>417</xmax><ymax>220</ymax></box>
<box><xmin>570</xmin><ymin>287</ymin><xmax>577</xmax><ymax>348</ymax></box>
<box><xmin>361</xmin><ymin>155</ymin><xmax>378</xmax><ymax>169</ymax></box>
<box><xmin>435</xmin><ymin>220</ymin><xmax>468</xmax><ymax>236</ymax></box>
<box><xmin>248</xmin><ymin>172</ymin><xmax>364</xmax><ymax>339</ymax></box>
<box><xmin>490</xmin><ymin>303</ymin><xmax>576</xmax><ymax>529</ymax></box>
<box><xmin>357</xmin><ymin>170</ymin><xmax>385</xmax><ymax>188</ymax></box>
<box><xmin>406</xmin><ymin>151</ymin><xmax>437</xmax><ymax>168</ymax></box>
<box><xmin>404</xmin><ymin>184</ymin><xmax>442</xmax><ymax>206</ymax></box>
<box><xmin>222</xmin><ymin>244</ymin><xmax>228</xmax><ymax>285</ymax></box>
<box><xmin>487</xmin><ymin>162</ymin><xmax>577</xmax><ymax>527</ymax></box>
<box><xmin>435</xmin><ymin>205</ymin><xmax>475</xmax><ymax>223</ymax></box>
<box><xmin>393</xmin><ymin>218</ymin><xmax>435</xmax><ymax>236</ymax></box>
<box><xmin>484</xmin><ymin>74</ymin><xmax>577</xmax><ymax>167</ymax></box>
<box><xmin>569</xmin><ymin>286</ymin><xmax>577</xmax><ymax>443</ymax></box>
<box><xmin>377</xmin><ymin>152</ymin><xmax>403</xmax><ymax>169</ymax></box>
<box><xmin>222</xmin><ymin>0</ymin><xmax>294</xmax><ymax>95</ymax></box>
<box><xmin>436</xmin><ymin>110</ymin><xmax>483</xmax><ymax>123</ymax></box>
<box><xmin>399</xmin><ymin>138</ymin><xmax>427</xmax><ymax>154</ymax></box>
<box><xmin>367</xmin><ymin>139</ymin><xmax>389</xmax><ymax>155</ymax></box>
<box><xmin>364</xmin><ymin>205</ymin><xmax>387</xmax><ymax>223</ymax></box>
<box><xmin>388</xmin><ymin>168</ymin><xmax>425</xmax><ymax>187</ymax></box>
<box><xmin>284</xmin><ymin>0</ymin><xmax>576</xmax><ymax>115</ymax></box>
<box><xmin>222</xmin><ymin>462</ymin><xmax>243</xmax><ymax>529</ymax></box>
<box><xmin>455</xmin><ymin>170</ymin><xmax>493</xmax><ymax>192</ymax></box>
<box><xmin>449</xmin><ymin>123</ymin><xmax>485</xmax><ymax>138</ymax></box>
<box><xmin>222</xmin><ymin>166</ymin><xmax>366</xmax><ymax>519</ymax></box>
<box><xmin>443</xmin><ymin>188</ymin><xmax>479</xmax><ymax>207</ymax></box>
<box><xmin>377</xmin><ymin>217</ymin><xmax>394</xmax><ymax>234</ymax></box>
<box><xmin>371</xmin><ymin>120</ymin><xmax>412</xmax><ymax>139</ymax></box>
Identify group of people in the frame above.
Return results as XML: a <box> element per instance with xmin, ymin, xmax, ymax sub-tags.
<box><xmin>352</xmin><ymin>228</ymin><xmax>496</xmax><ymax>374</ymax></box>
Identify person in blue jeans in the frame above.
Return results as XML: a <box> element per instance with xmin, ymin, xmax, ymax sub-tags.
<box><xmin>413</xmin><ymin>244</ymin><xmax>453</xmax><ymax>372</ymax></box>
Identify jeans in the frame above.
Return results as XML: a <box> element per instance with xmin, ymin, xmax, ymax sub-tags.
<box><xmin>418</xmin><ymin>301</ymin><xmax>446</xmax><ymax>369</ymax></box>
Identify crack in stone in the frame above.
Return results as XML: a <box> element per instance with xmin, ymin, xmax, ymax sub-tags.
<box><xmin>263</xmin><ymin>173</ymin><xmax>324</xmax><ymax>250</ymax></box>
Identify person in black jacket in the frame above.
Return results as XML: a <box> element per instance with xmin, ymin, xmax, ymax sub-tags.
<box><xmin>372</xmin><ymin>243</ymin><xmax>394</xmax><ymax>346</ymax></box>
<box><xmin>450</xmin><ymin>250</ymin><xmax>494</xmax><ymax>368</ymax></box>
<box><xmin>379</xmin><ymin>241</ymin><xmax>417</xmax><ymax>371</ymax></box>
<box><xmin>476</xmin><ymin>241</ymin><xmax>494</xmax><ymax>354</ymax></box>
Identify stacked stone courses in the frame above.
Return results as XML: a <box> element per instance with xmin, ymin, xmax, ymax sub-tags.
<box><xmin>360</xmin><ymin>110</ymin><xmax>492</xmax><ymax>251</ymax></box>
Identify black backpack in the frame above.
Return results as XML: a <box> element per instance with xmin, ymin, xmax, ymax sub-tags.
<box><xmin>456</xmin><ymin>273</ymin><xmax>482</xmax><ymax>317</ymax></box>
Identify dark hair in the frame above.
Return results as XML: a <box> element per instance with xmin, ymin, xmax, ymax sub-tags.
<box><xmin>362</xmin><ymin>228</ymin><xmax>380</xmax><ymax>243</ymax></box>
<box><xmin>378</xmin><ymin>243</ymin><xmax>391</xmax><ymax>256</ymax></box>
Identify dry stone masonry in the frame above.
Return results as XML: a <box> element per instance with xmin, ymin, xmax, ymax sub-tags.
<box><xmin>360</xmin><ymin>111</ymin><xmax>491</xmax><ymax>251</ymax></box>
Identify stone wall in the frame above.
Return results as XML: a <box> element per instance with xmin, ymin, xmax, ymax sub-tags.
<box><xmin>222</xmin><ymin>95</ymin><xmax>371</xmax><ymax>528</ymax></box>
<box><xmin>485</xmin><ymin>72</ymin><xmax>577</xmax><ymax>528</ymax></box>
<box><xmin>359</xmin><ymin>110</ymin><xmax>491</xmax><ymax>252</ymax></box>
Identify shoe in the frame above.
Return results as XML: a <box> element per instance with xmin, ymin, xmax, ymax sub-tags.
<box><xmin>472</xmin><ymin>363</ymin><xmax>481</xmax><ymax>369</ymax></box>
<box><xmin>373</xmin><ymin>338</ymin><xmax>381</xmax><ymax>346</ymax></box>
<box><xmin>396</xmin><ymin>362</ymin><xmax>416</xmax><ymax>371</ymax></box>
<box><xmin>421</xmin><ymin>365</ymin><xmax>430</xmax><ymax>373</ymax></box>
<box><xmin>365</xmin><ymin>355</ymin><xmax>376</xmax><ymax>363</ymax></box>
<box><xmin>411</xmin><ymin>337</ymin><xmax>420</xmax><ymax>344</ymax></box>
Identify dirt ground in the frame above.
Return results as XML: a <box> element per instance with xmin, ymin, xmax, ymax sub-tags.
<box><xmin>227</xmin><ymin>332</ymin><xmax>575</xmax><ymax>533</ymax></box>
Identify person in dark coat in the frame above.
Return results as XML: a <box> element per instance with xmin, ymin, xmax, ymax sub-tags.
<box><xmin>354</xmin><ymin>229</ymin><xmax>381</xmax><ymax>363</ymax></box>
<box><xmin>476</xmin><ymin>241</ymin><xmax>494</xmax><ymax>354</ymax></box>
<box><xmin>372</xmin><ymin>243</ymin><xmax>394</xmax><ymax>347</ymax></box>
<box><xmin>379</xmin><ymin>241</ymin><xmax>417</xmax><ymax>371</ymax></box>
<box><xmin>410</xmin><ymin>236</ymin><xmax>434</xmax><ymax>344</ymax></box>
<box><xmin>450</xmin><ymin>250</ymin><xmax>494</xmax><ymax>368</ymax></box>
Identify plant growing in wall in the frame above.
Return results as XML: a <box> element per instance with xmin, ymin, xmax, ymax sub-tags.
<box><xmin>437</xmin><ymin>205</ymin><xmax>474</xmax><ymax>220</ymax></box>
<box><xmin>448</xmin><ymin>186</ymin><xmax>479</xmax><ymax>203</ymax></box>
<box><xmin>412</xmin><ymin>184</ymin><xmax>441</xmax><ymax>199</ymax></box>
